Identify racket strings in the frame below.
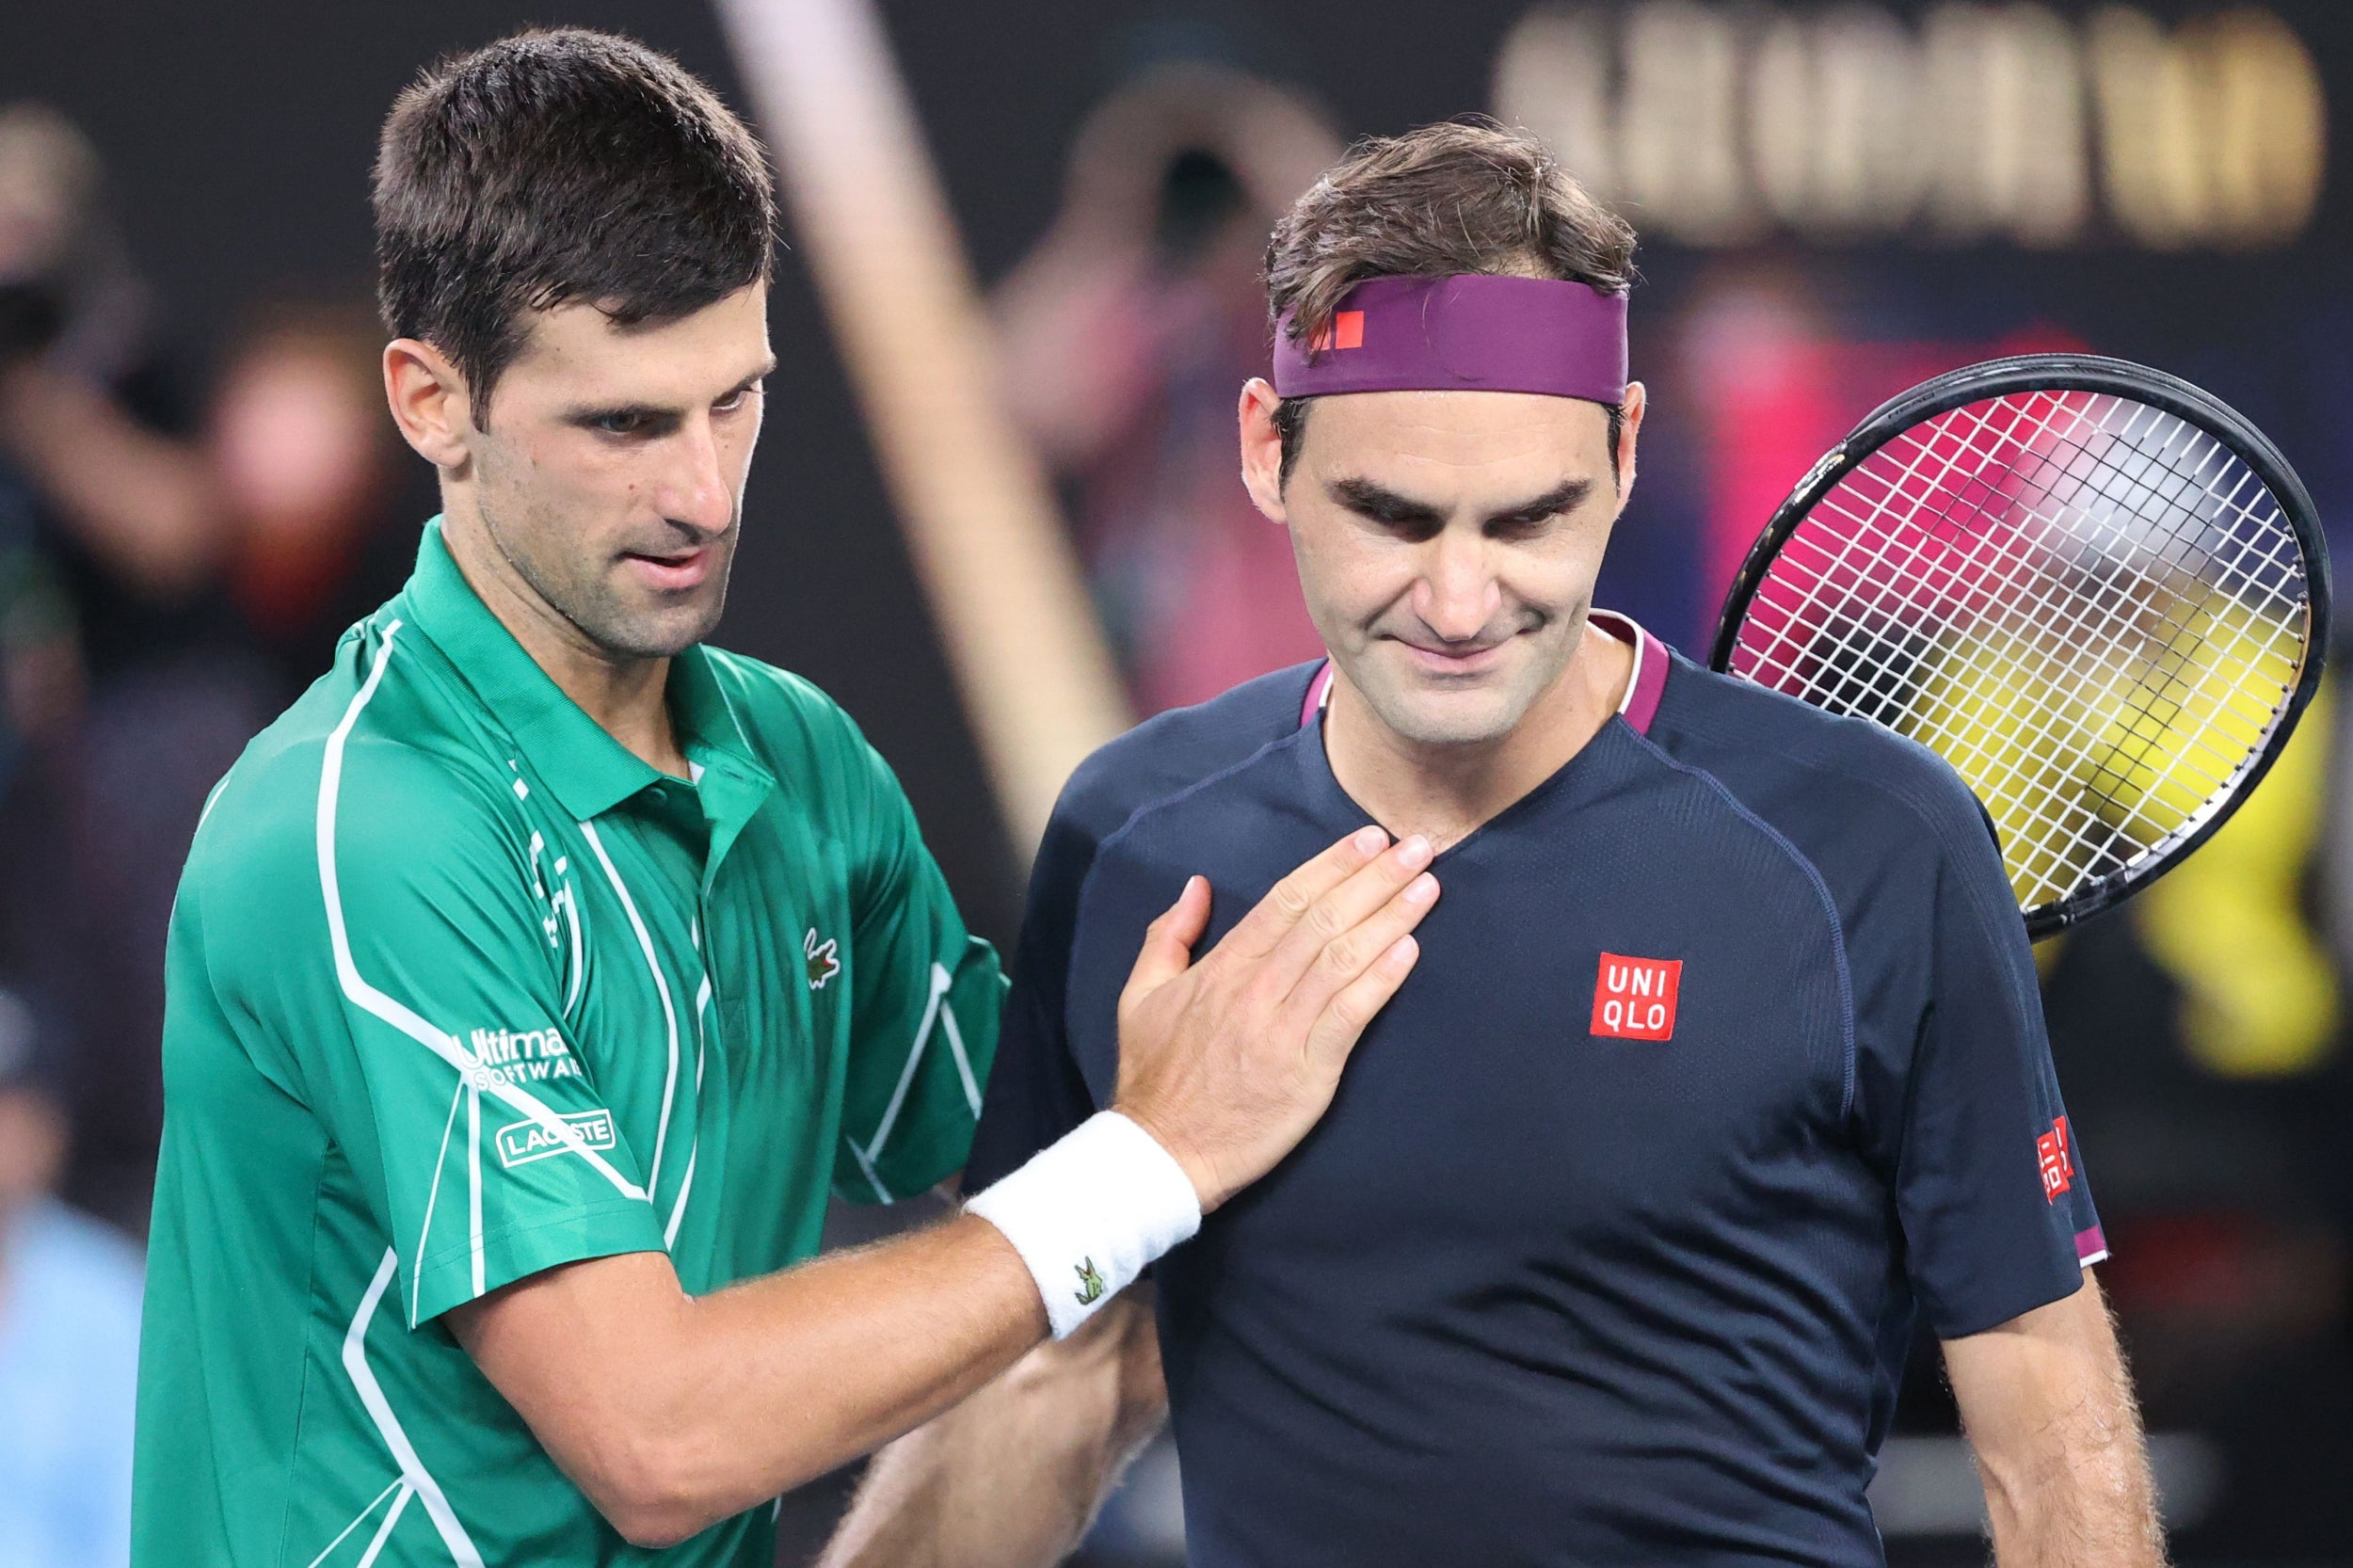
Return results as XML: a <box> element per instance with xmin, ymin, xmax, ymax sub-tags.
<box><xmin>1819</xmin><ymin>420</ymin><xmax>2280</xmax><ymax>893</ymax></box>
<box><xmin>1728</xmin><ymin>389</ymin><xmax>2311</xmax><ymax>916</ymax></box>
<box><xmin>1766</xmin><ymin>402</ymin><xmax>2294</xmax><ymax>900</ymax></box>
<box><xmin>1913</xmin><ymin>406</ymin><xmax>2303</xmax><ymax>888</ymax></box>
<box><xmin>1820</xmin><ymin>411</ymin><xmax>2271</xmax><ymax>786</ymax></box>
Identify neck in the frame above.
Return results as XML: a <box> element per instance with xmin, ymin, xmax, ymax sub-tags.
<box><xmin>440</xmin><ymin>499</ymin><xmax>691</xmax><ymax>778</ymax></box>
<box><xmin>1323</xmin><ymin>617</ymin><xmax>1633</xmax><ymax>853</ymax></box>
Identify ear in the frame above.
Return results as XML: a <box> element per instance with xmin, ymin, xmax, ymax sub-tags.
<box><xmin>383</xmin><ymin>337</ymin><xmax>477</xmax><ymax>473</ymax></box>
<box><xmin>1612</xmin><ymin>380</ymin><xmax>1647</xmax><ymax>511</ymax></box>
<box><xmin>1238</xmin><ymin>376</ymin><xmax>1289</xmax><ymax>524</ymax></box>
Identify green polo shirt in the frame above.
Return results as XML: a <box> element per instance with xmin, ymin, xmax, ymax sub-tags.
<box><xmin>132</xmin><ymin>520</ymin><xmax>1001</xmax><ymax>1566</ymax></box>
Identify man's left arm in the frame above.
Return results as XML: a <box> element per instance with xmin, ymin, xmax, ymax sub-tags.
<box><xmin>1944</xmin><ymin>1271</ymin><xmax>2166</xmax><ymax>1568</ymax></box>
<box><xmin>1863</xmin><ymin>771</ymin><xmax>2161</xmax><ymax>1566</ymax></box>
<box><xmin>818</xmin><ymin>1291</ymin><xmax>1165</xmax><ymax>1568</ymax></box>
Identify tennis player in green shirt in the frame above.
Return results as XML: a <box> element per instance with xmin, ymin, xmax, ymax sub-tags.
<box><xmin>130</xmin><ymin>30</ymin><xmax>1439</xmax><ymax>1566</ymax></box>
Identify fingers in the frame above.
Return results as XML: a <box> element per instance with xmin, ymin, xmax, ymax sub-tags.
<box><xmin>1218</xmin><ymin>825</ymin><xmax>1393</xmax><ymax>959</ymax></box>
<box><xmin>1260</xmin><ymin>832</ymin><xmax>1434</xmax><ymax>988</ymax></box>
<box><xmin>1118</xmin><ymin>875</ymin><xmax>1211</xmax><ymax>1008</ymax></box>
<box><xmin>1275</xmin><ymin>863</ymin><xmax>1438</xmax><ymax>1030</ymax></box>
<box><xmin>1303</xmin><ymin>933</ymin><xmax>1422</xmax><ymax>1066</ymax></box>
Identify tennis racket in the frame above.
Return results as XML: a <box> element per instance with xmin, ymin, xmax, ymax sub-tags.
<box><xmin>1708</xmin><ymin>354</ymin><xmax>2329</xmax><ymax>937</ymax></box>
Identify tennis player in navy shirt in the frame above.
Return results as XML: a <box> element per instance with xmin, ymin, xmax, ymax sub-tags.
<box><xmin>820</xmin><ymin>122</ymin><xmax>2161</xmax><ymax>1568</ymax></box>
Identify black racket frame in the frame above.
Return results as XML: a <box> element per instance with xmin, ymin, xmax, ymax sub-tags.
<box><xmin>1706</xmin><ymin>353</ymin><xmax>2333</xmax><ymax>937</ymax></box>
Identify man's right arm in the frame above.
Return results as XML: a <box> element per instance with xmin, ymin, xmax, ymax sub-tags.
<box><xmin>447</xmin><ymin>825</ymin><xmax>1436</xmax><ymax>1547</ymax></box>
<box><xmin>448</xmin><ymin>1210</ymin><xmax>1049</xmax><ymax>1547</ymax></box>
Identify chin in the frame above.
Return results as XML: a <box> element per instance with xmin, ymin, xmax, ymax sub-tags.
<box><xmin>585</xmin><ymin>592</ymin><xmax>728</xmax><ymax>661</ymax></box>
<box><xmin>1366</xmin><ymin>684</ymin><xmax>1528</xmax><ymax>747</ymax></box>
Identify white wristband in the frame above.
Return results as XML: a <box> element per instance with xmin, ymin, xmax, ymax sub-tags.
<box><xmin>966</xmin><ymin>1112</ymin><xmax>1202</xmax><ymax>1338</ymax></box>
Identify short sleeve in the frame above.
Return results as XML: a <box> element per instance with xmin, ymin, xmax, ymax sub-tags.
<box><xmin>1870</xmin><ymin>797</ymin><xmax>2103</xmax><ymax>1340</ymax></box>
<box><xmin>212</xmin><ymin>741</ymin><xmax>664</xmax><ymax>1327</ymax></box>
<box><xmin>831</xmin><ymin>729</ymin><xmax>1003</xmax><ymax>1203</ymax></box>
<box><xmin>965</xmin><ymin>793</ymin><xmax>1102</xmax><ymax>1192</ymax></box>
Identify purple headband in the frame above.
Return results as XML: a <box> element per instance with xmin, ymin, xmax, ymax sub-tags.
<box><xmin>1271</xmin><ymin>274</ymin><xmax>1628</xmax><ymax>404</ymax></box>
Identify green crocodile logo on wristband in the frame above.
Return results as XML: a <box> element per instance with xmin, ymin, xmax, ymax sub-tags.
<box><xmin>1073</xmin><ymin>1257</ymin><xmax>1106</xmax><ymax>1306</ymax></box>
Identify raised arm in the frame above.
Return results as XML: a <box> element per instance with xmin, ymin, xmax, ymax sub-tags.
<box><xmin>0</xmin><ymin>359</ymin><xmax>226</xmax><ymax>598</ymax></box>
<box><xmin>1943</xmin><ymin>1271</ymin><xmax>2167</xmax><ymax>1568</ymax></box>
<box><xmin>448</xmin><ymin>827</ymin><xmax>1434</xmax><ymax>1547</ymax></box>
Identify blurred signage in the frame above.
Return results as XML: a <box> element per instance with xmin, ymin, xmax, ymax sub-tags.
<box><xmin>1495</xmin><ymin>4</ymin><xmax>2326</xmax><ymax>248</ymax></box>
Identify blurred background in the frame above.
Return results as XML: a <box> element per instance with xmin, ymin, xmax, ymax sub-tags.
<box><xmin>4</xmin><ymin>0</ymin><xmax>2351</xmax><ymax>1563</ymax></box>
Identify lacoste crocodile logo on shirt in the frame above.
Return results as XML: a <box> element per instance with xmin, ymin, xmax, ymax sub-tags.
<box><xmin>1591</xmin><ymin>953</ymin><xmax>1682</xmax><ymax>1041</ymax></box>
<box><xmin>805</xmin><ymin>928</ymin><xmax>840</xmax><ymax>991</ymax></box>
<box><xmin>1074</xmin><ymin>1257</ymin><xmax>1106</xmax><ymax>1306</ymax></box>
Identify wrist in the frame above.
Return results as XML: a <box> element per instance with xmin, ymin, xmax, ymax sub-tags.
<box><xmin>1104</xmin><ymin>1100</ymin><xmax>1225</xmax><ymax>1214</ymax></box>
<box><xmin>964</xmin><ymin>1112</ymin><xmax>1202</xmax><ymax>1339</ymax></box>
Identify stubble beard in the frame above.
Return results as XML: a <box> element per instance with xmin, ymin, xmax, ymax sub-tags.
<box><xmin>1343</xmin><ymin>613</ymin><xmax>1585</xmax><ymax>750</ymax></box>
<box><xmin>477</xmin><ymin>486</ymin><xmax>735</xmax><ymax>663</ymax></box>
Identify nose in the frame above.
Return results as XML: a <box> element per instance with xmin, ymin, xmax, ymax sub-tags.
<box><xmin>657</xmin><ymin>414</ymin><xmax>736</xmax><ymax>537</ymax></box>
<box><xmin>1413</xmin><ymin>530</ymin><xmax>1503</xmax><ymax>643</ymax></box>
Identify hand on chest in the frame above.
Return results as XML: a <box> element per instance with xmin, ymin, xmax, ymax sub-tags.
<box><xmin>1074</xmin><ymin>803</ymin><xmax>1857</xmax><ymax>1242</ymax></box>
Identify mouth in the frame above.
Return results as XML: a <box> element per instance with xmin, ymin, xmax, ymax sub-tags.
<box><xmin>619</xmin><ymin>545</ymin><xmax>715</xmax><ymax>593</ymax></box>
<box><xmin>1392</xmin><ymin>634</ymin><xmax>1514</xmax><ymax>677</ymax></box>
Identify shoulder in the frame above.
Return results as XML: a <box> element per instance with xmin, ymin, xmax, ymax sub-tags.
<box><xmin>1003</xmin><ymin>663</ymin><xmax>1320</xmax><ymax>1002</ymax></box>
<box><xmin>186</xmin><ymin>641</ymin><xmax>529</xmax><ymax>936</ymax></box>
<box><xmin>1055</xmin><ymin>662</ymin><xmax>1321</xmax><ymax>848</ymax></box>
<box><xmin>1644</xmin><ymin>653</ymin><xmax>1994</xmax><ymax>861</ymax></box>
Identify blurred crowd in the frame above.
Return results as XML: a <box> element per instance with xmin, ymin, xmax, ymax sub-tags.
<box><xmin>991</xmin><ymin>63</ymin><xmax>1337</xmax><ymax>714</ymax></box>
<box><xmin>0</xmin><ymin>102</ymin><xmax>421</xmax><ymax>1566</ymax></box>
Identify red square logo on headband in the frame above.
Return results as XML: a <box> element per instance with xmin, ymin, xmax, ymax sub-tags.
<box><xmin>1310</xmin><ymin>310</ymin><xmax>1366</xmax><ymax>352</ymax></box>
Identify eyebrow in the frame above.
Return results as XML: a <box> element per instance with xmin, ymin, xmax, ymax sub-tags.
<box><xmin>1325</xmin><ymin>474</ymin><xmax>1596</xmax><ymax>531</ymax></box>
<box><xmin>564</xmin><ymin>357</ymin><xmax>777</xmax><ymax>424</ymax></box>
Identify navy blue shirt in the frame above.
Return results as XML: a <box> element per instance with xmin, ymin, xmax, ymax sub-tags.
<box><xmin>969</xmin><ymin>616</ymin><xmax>2105</xmax><ymax>1568</ymax></box>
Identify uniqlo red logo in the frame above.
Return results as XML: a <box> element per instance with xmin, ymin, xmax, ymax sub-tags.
<box><xmin>1309</xmin><ymin>310</ymin><xmax>1366</xmax><ymax>352</ymax></box>
<box><xmin>1592</xmin><ymin>953</ymin><xmax>1682</xmax><ymax>1040</ymax></box>
<box><xmin>2037</xmin><ymin>1115</ymin><xmax>2074</xmax><ymax>1202</ymax></box>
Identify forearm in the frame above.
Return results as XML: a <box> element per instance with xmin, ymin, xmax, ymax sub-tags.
<box><xmin>455</xmin><ymin>1213</ymin><xmax>1047</xmax><ymax>1546</ymax></box>
<box><xmin>672</xmin><ymin>1213</ymin><xmax>1050</xmax><ymax>1499</ymax></box>
<box><xmin>457</xmin><ymin>827</ymin><xmax>1436</xmax><ymax>1549</ymax></box>
<box><xmin>1947</xmin><ymin>1276</ymin><xmax>2166</xmax><ymax>1568</ymax></box>
<box><xmin>1974</xmin><ymin>1392</ymin><xmax>2162</xmax><ymax>1568</ymax></box>
<box><xmin>0</xmin><ymin>361</ymin><xmax>224</xmax><ymax>597</ymax></box>
<box><xmin>820</xmin><ymin>1292</ymin><xmax>1167</xmax><ymax>1568</ymax></box>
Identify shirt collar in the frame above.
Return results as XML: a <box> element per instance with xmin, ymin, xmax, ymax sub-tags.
<box><xmin>666</xmin><ymin>641</ymin><xmax>780</xmax><ymax>882</ymax></box>
<box><xmin>399</xmin><ymin>517</ymin><xmax>772</xmax><ymax>824</ymax></box>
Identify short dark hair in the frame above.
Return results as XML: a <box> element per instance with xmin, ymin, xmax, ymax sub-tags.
<box><xmin>1264</xmin><ymin>119</ymin><xmax>1636</xmax><ymax>487</ymax></box>
<box><xmin>373</xmin><ymin>28</ymin><xmax>776</xmax><ymax>427</ymax></box>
